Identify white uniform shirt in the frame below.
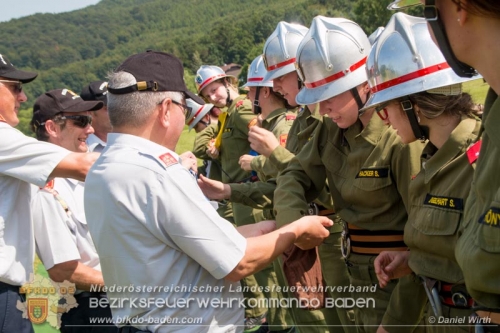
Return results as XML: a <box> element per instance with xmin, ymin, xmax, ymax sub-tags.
<box><xmin>0</xmin><ymin>123</ymin><xmax>69</xmax><ymax>286</ymax></box>
<box><xmin>86</xmin><ymin>133</ymin><xmax>106</xmax><ymax>153</ymax></box>
<box><xmin>85</xmin><ymin>133</ymin><xmax>246</xmax><ymax>333</ymax></box>
<box><xmin>32</xmin><ymin>178</ymin><xmax>100</xmax><ymax>272</ymax></box>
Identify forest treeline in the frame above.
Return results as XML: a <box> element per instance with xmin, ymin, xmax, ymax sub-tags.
<box><xmin>0</xmin><ymin>0</ymin><xmax>421</xmax><ymax>135</ymax></box>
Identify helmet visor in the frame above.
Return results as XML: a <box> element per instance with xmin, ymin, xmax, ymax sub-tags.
<box><xmin>387</xmin><ymin>0</ymin><xmax>423</xmax><ymax>10</ymax></box>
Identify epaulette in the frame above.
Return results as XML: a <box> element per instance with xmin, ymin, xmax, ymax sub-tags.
<box><xmin>158</xmin><ymin>152</ymin><xmax>178</xmax><ymax>168</ymax></box>
<box><xmin>286</xmin><ymin>114</ymin><xmax>296</xmax><ymax>121</ymax></box>
<box><xmin>467</xmin><ymin>140</ymin><xmax>481</xmax><ymax>165</ymax></box>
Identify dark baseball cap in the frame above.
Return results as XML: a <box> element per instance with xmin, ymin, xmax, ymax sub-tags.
<box><xmin>108</xmin><ymin>50</ymin><xmax>203</xmax><ymax>104</ymax></box>
<box><xmin>80</xmin><ymin>80</ymin><xmax>108</xmax><ymax>105</ymax></box>
<box><xmin>0</xmin><ymin>53</ymin><xmax>37</xmax><ymax>83</ymax></box>
<box><xmin>32</xmin><ymin>89</ymin><xmax>103</xmax><ymax>125</ymax></box>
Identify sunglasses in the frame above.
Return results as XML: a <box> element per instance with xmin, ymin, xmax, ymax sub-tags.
<box><xmin>60</xmin><ymin>115</ymin><xmax>93</xmax><ymax>128</ymax></box>
<box><xmin>0</xmin><ymin>80</ymin><xmax>23</xmax><ymax>94</ymax></box>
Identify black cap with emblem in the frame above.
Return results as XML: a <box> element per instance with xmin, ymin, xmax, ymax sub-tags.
<box><xmin>108</xmin><ymin>50</ymin><xmax>203</xmax><ymax>104</ymax></box>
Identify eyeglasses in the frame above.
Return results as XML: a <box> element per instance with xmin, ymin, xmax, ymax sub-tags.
<box><xmin>375</xmin><ymin>102</ymin><xmax>390</xmax><ymax>121</ymax></box>
<box><xmin>171</xmin><ymin>100</ymin><xmax>192</xmax><ymax>121</ymax></box>
<box><xmin>60</xmin><ymin>115</ymin><xmax>93</xmax><ymax>128</ymax></box>
<box><xmin>0</xmin><ymin>80</ymin><xmax>23</xmax><ymax>94</ymax></box>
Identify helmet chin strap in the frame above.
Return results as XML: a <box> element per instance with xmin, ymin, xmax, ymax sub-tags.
<box><xmin>424</xmin><ymin>0</ymin><xmax>476</xmax><ymax>78</ymax></box>
<box><xmin>224</xmin><ymin>81</ymin><xmax>233</xmax><ymax>106</ymax></box>
<box><xmin>350</xmin><ymin>87</ymin><xmax>365</xmax><ymax>111</ymax></box>
<box><xmin>401</xmin><ymin>99</ymin><xmax>429</xmax><ymax>142</ymax></box>
<box><xmin>253</xmin><ymin>87</ymin><xmax>262</xmax><ymax>115</ymax></box>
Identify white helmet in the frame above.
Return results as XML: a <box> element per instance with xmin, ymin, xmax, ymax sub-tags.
<box><xmin>195</xmin><ymin>65</ymin><xmax>237</xmax><ymax>94</ymax></box>
<box><xmin>262</xmin><ymin>22</ymin><xmax>309</xmax><ymax>81</ymax></box>
<box><xmin>243</xmin><ymin>55</ymin><xmax>273</xmax><ymax>88</ymax></box>
<box><xmin>295</xmin><ymin>16</ymin><xmax>371</xmax><ymax>105</ymax></box>
<box><xmin>368</xmin><ymin>27</ymin><xmax>384</xmax><ymax>46</ymax></box>
<box><xmin>362</xmin><ymin>12</ymin><xmax>480</xmax><ymax>112</ymax></box>
<box><xmin>185</xmin><ymin>98</ymin><xmax>213</xmax><ymax>131</ymax></box>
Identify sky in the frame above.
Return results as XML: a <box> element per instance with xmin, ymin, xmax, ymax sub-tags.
<box><xmin>0</xmin><ymin>0</ymin><xmax>101</xmax><ymax>23</ymax></box>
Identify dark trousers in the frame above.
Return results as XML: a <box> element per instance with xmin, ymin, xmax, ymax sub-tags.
<box><xmin>0</xmin><ymin>281</ymin><xmax>34</xmax><ymax>333</ymax></box>
<box><xmin>60</xmin><ymin>293</ymin><xmax>117</xmax><ymax>333</ymax></box>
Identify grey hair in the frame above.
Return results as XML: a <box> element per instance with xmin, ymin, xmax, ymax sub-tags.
<box><xmin>107</xmin><ymin>71</ymin><xmax>183</xmax><ymax>128</ymax></box>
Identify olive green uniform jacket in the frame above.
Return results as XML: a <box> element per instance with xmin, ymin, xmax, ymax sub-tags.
<box><xmin>249</xmin><ymin>107</ymin><xmax>296</xmax><ymax>182</ymax></box>
<box><xmin>229</xmin><ymin>106</ymin><xmax>328</xmax><ymax>209</ymax></box>
<box><xmin>456</xmin><ymin>89</ymin><xmax>500</xmax><ymax>309</ymax></box>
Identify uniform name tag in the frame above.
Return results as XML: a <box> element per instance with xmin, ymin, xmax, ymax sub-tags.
<box><xmin>356</xmin><ymin>168</ymin><xmax>389</xmax><ymax>178</ymax></box>
<box><xmin>479</xmin><ymin>206</ymin><xmax>500</xmax><ymax>227</ymax></box>
<box><xmin>424</xmin><ymin>194</ymin><xmax>463</xmax><ymax>211</ymax></box>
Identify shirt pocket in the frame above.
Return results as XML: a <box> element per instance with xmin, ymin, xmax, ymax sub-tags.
<box><xmin>322</xmin><ymin>140</ymin><xmax>348</xmax><ymax>178</ymax></box>
<box><xmin>476</xmin><ymin>201</ymin><xmax>500</xmax><ymax>253</ymax></box>
<box><xmin>410</xmin><ymin>205</ymin><xmax>461</xmax><ymax>236</ymax></box>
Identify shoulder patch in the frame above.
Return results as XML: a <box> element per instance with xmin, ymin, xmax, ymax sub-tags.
<box><xmin>236</xmin><ymin>100</ymin><xmax>244</xmax><ymax>108</ymax></box>
<box><xmin>286</xmin><ymin>114</ymin><xmax>296</xmax><ymax>121</ymax></box>
<box><xmin>423</xmin><ymin>194</ymin><xmax>464</xmax><ymax>211</ymax></box>
<box><xmin>356</xmin><ymin>168</ymin><xmax>389</xmax><ymax>178</ymax></box>
<box><xmin>479</xmin><ymin>206</ymin><xmax>500</xmax><ymax>227</ymax></box>
<box><xmin>42</xmin><ymin>179</ymin><xmax>55</xmax><ymax>190</ymax></box>
<box><xmin>467</xmin><ymin>140</ymin><xmax>481</xmax><ymax>165</ymax></box>
<box><xmin>280</xmin><ymin>134</ymin><xmax>288</xmax><ymax>147</ymax></box>
<box><xmin>248</xmin><ymin>118</ymin><xmax>259</xmax><ymax>128</ymax></box>
<box><xmin>158</xmin><ymin>153</ymin><xmax>178</xmax><ymax>167</ymax></box>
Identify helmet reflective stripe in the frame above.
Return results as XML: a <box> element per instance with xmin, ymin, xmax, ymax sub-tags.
<box><xmin>295</xmin><ymin>16</ymin><xmax>371</xmax><ymax>105</ymax></box>
<box><xmin>195</xmin><ymin>65</ymin><xmax>237</xmax><ymax>94</ymax></box>
<box><xmin>197</xmin><ymin>73</ymin><xmax>227</xmax><ymax>93</ymax></box>
<box><xmin>266</xmin><ymin>58</ymin><xmax>296</xmax><ymax>71</ymax></box>
<box><xmin>185</xmin><ymin>98</ymin><xmax>213</xmax><ymax>131</ymax></box>
<box><xmin>244</xmin><ymin>55</ymin><xmax>273</xmax><ymax>88</ymax></box>
<box><xmin>304</xmin><ymin>57</ymin><xmax>367</xmax><ymax>89</ymax></box>
<box><xmin>361</xmin><ymin>12</ymin><xmax>481</xmax><ymax>112</ymax></box>
<box><xmin>371</xmin><ymin>62</ymin><xmax>450</xmax><ymax>93</ymax></box>
<box><xmin>262</xmin><ymin>22</ymin><xmax>308</xmax><ymax>81</ymax></box>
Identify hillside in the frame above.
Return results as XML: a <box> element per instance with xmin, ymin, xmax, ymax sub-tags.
<box><xmin>0</xmin><ymin>0</ymin><xmax>422</xmax><ymax>135</ymax></box>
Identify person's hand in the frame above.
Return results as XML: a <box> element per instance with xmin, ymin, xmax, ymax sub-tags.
<box><xmin>238</xmin><ymin>154</ymin><xmax>254</xmax><ymax>171</ymax></box>
<box><xmin>248</xmin><ymin>126</ymin><xmax>280</xmax><ymax>157</ymax></box>
<box><xmin>179</xmin><ymin>151</ymin><xmax>198</xmax><ymax>174</ymax></box>
<box><xmin>292</xmin><ymin>216</ymin><xmax>333</xmax><ymax>250</ymax></box>
<box><xmin>206</xmin><ymin>139</ymin><xmax>219</xmax><ymax>159</ymax></box>
<box><xmin>374</xmin><ymin>251</ymin><xmax>412</xmax><ymax>288</ymax></box>
<box><xmin>197</xmin><ymin>174</ymin><xmax>230</xmax><ymax>200</ymax></box>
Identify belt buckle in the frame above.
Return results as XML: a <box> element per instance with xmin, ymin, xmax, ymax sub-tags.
<box><xmin>340</xmin><ymin>222</ymin><xmax>351</xmax><ymax>259</ymax></box>
<box><xmin>307</xmin><ymin>203</ymin><xmax>319</xmax><ymax>216</ymax></box>
<box><xmin>451</xmin><ymin>284</ymin><xmax>470</xmax><ymax>308</ymax></box>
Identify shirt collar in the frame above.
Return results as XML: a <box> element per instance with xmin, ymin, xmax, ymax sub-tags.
<box><xmin>422</xmin><ymin>116</ymin><xmax>480</xmax><ymax>183</ymax></box>
<box><xmin>106</xmin><ymin>133</ymin><xmax>179</xmax><ymax>160</ymax></box>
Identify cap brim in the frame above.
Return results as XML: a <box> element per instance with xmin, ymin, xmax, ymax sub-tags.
<box><xmin>2</xmin><ymin>68</ymin><xmax>38</xmax><ymax>83</ymax></box>
<box><xmin>184</xmin><ymin>90</ymin><xmax>205</xmax><ymax>105</ymax></box>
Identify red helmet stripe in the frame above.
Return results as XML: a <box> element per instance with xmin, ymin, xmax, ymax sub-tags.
<box><xmin>248</xmin><ymin>77</ymin><xmax>264</xmax><ymax>82</ymax></box>
<box><xmin>266</xmin><ymin>58</ymin><xmax>296</xmax><ymax>71</ymax></box>
<box><xmin>304</xmin><ymin>57</ymin><xmax>367</xmax><ymax>89</ymax></box>
<box><xmin>187</xmin><ymin>106</ymin><xmax>205</xmax><ymax>126</ymax></box>
<box><xmin>198</xmin><ymin>74</ymin><xmax>226</xmax><ymax>92</ymax></box>
<box><xmin>370</xmin><ymin>62</ymin><xmax>450</xmax><ymax>93</ymax></box>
